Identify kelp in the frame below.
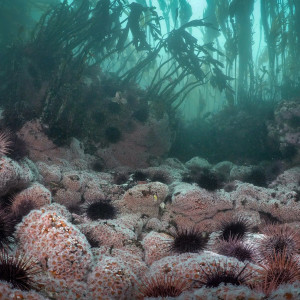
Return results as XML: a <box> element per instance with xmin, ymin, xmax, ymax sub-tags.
<box><xmin>205</xmin><ymin>0</ymin><xmax>300</xmax><ymax>103</ymax></box>
<box><xmin>229</xmin><ymin>0</ymin><xmax>254</xmax><ymax>101</ymax></box>
<box><xmin>119</xmin><ymin>15</ymin><xmax>232</xmax><ymax>113</ymax></box>
<box><xmin>31</xmin><ymin>0</ymin><xmax>124</xmax><ymax>68</ymax></box>
<box><xmin>143</xmin><ymin>19</ymin><xmax>233</xmax><ymax>111</ymax></box>
<box><xmin>165</xmin><ymin>20</ymin><xmax>218</xmax><ymax>81</ymax></box>
<box><xmin>117</xmin><ymin>2</ymin><xmax>162</xmax><ymax>51</ymax></box>
<box><xmin>0</xmin><ymin>0</ymin><xmax>157</xmax><ymax>128</ymax></box>
<box><xmin>178</xmin><ymin>0</ymin><xmax>192</xmax><ymax>27</ymax></box>
<box><xmin>203</xmin><ymin>0</ymin><xmax>220</xmax><ymax>43</ymax></box>
<box><xmin>0</xmin><ymin>0</ymin><xmax>231</xmax><ymax>145</ymax></box>
<box><xmin>157</xmin><ymin>0</ymin><xmax>171</xmax><ymax>32</ymax></box>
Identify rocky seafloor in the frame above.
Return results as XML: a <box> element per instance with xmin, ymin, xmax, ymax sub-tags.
<box><xmin>0</xmin><ymin>120</ymin><xmax>300</xmax><ymax>300</ymax></box>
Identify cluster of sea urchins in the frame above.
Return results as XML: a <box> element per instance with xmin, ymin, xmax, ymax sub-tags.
<box><xmin>1</xmin><ymin>127</ymin><xmax>300</xmax><ymax>298</ymax></box>
<box><xmin>0</xmin><ymin>130</ymin><xmax>41</xmax><ymax>293</ymax></box>
<box><xmin>139</xmin><ymin>215</ymin><xmax>300</xmax><ymax>299</ymax></box>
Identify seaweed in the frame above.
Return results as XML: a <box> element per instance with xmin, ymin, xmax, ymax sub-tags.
<box><xmin>0</xmin><ymin>0</ymin><xmax>231</xmax><ymax>146</ymax></box>
<box><xmin>143</xmin><ymin>19</ymin><xmax>233</xmax><ymax>112</ymax></box>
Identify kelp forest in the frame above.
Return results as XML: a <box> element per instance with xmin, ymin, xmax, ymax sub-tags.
<box><xmin>1</xmin><ymin>2</ymin><xmax>300</xmax><ymax>299</ymax></box>
<box><xmin>0</xmin><ymin>0</ymin><xmax>299</xmax><ymax>164</ymax></box>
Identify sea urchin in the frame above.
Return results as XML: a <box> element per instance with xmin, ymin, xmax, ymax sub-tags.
<box><xmin>258</xmin><ymin>224</ymin><xmax>300</xmax><ymax>260</ymax></box>
<box><xmin>85</xmin><ymin>200</ymin><xmax>117</xmax><ymax>221</ymax></box>
<box><xmin>214</xmin><ymin>237</ymin><xmax>256</xmax><ymax>262</ymax></box>
<box><xmin>0</xmin><ymin>251</ymin><xmax>40</xmax><ymax>291</ymax></box>
<box><xmin>0</xmin><ymin>130</ymin><xmax>12</xmax><ymax>157</ymax></box>
<box><xmin>138</xmin><ymin>274</ymin><xmax>190</xmax><ymax>298</ymax></box>
<box><xmin>198</xmin><ymin>260</ymin><xmax>252</xmax><ymax>288</ymax></box>
<box><xmin>256</xmin><ymin>249</ymin><xmax>300</xmax><ymax>295</ymax></box>
<box><xmin>168</xmin><ymin>227</ymin><xmax>210</xmax><ymax>254</ymax></box>
<box><xmin>218</xmin><ymin>215</ymin><xmax>251</xmax><ymax>241</ymax></box>
<box><xmin>0</xmin><ymin>209</ymin><xmax>15</xmax><ymax>251</ymax></box>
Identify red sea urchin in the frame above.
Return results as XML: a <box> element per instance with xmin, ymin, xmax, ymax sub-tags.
<box><xmin>137</xmin><ymin>274</ymin><xmax>190</xmax><ymax>298</ymax></box>
<box><xmin>0</xmin><ymin>209</ymin><xmax>15</xmax><ymax>251</ymax></box>
<box><xmin>168</xmin><ymin>227</ymin><xmax>210</xmax><ymax>254</ymax></box>
<box><xmin>0</xmin><ymin>130</ymin><xmax>12</xmax><ymax>157</ymax></box>
<box><xmin>6</xmin><ymin>133</ymin><xmax>28</xmax><ymax>161</ymax></box>
<box><xmin>258</xmin><ymin>224</ymin><xmax>300</xmax><ymax>259</ymax></box>
<box><xmin>0</xmin><ymin>251</ymin><xmax>40</xmax><ymax>291</ymax></box>
<box><xmin>255</xmin><ymin>249</ymin><xmax>300</xmax><ymax>295</ymax></box>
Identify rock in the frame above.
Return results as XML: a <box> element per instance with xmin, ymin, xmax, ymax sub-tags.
<box><xmin>119</xmin><ymin>182</ymin><xmax>169</xmax><ymax>218</ymax></box>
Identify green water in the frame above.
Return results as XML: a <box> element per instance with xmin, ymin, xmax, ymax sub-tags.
<box><xmin>0</xmin><ymin>0</ymin><xmax>299</xmax><ymax>165</ymax></box>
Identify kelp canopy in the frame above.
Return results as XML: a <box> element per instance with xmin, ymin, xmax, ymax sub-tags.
<box><xmin>0</xmin><ymin>0</ymin><xmax>230</xmax><ymax>146</ymax></box>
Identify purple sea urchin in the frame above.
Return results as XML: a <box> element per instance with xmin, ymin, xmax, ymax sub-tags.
<box><xmin>168</xmin><ymin>227</ymin><xmax>210</xmax><ymax>254</ymax></box>
<box><xmin>85</xmin><ymin>200</ymin><xmax>117</xmax><ymax>221</ymax></box>
<box><xmin>150</xmin><ymin>170</ymin><xmax>171</xmax><ymax>184</ymax></box>
<box><xmin>214</xmin><ymin>237</ymin><xmax>256</xmax><ymax>262</ymax></box>
<box><xmin>133</xmin><ymin>170</ymin><xmax>148</xmax><ymax>182</ymax></box>
<box><xmin>218</xmin><ymin>215</ymin><xmax>251</xmax><ymax>241</ymax></box>
<box><xmin>10</xmin><ymin>193</ymin><xmax>36</xmax><ymax>223</ymax></box>
<box><xmin>243</xmin><ymin>167</ymin><xmax>267</xmax><ymax>187</ymax></box>
<box><xmin>0</xmin><ymin>251</ymin><xmax>40</xmax><ymax>291</ymax></box>
<box><xmin>114</xmin><ymin>172</ymin><xmax>128</xmax><ymax>185</ymax></box>
<box><xmin>183</xmin><ymin>168</ymin><xmax>223</xmax><ymax>191</ymax></box>
<box><xmin>198</xmin><ymin>261</ymin><xmax>252</xmax><ymax>288</ymax></box>
<box><xmin>196</xmin><ymin>169</ymin><xmax>223</xmax><ymax>191</ymax></box>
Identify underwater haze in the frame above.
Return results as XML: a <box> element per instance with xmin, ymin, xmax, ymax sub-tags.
<box><xmin>0</xmin><ymin>0</ymin><xmax>299</xmax><ymax>299</ymax></box>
